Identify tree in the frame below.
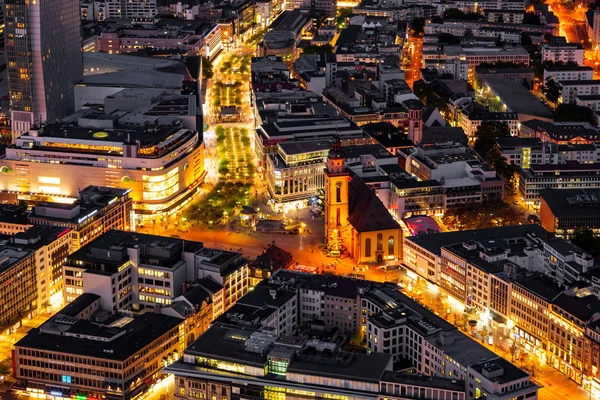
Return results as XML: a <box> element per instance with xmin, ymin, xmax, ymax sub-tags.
<box><xmin>554</xmin><ymin>104</ymin><xmax>598</xmax><ymax>125</ymax></box>
<box><xmin>336</xmin><ymin>7</ymin><xmax>353</xmax><ymax>28</ymax></box>
<box><xmin>410</xmin><ymin>18</ymin><xmax>426</xmax><ymax>35</ymax></box>
<box><xmin>521</xmin><ymin>33</ymin><xmax>533</xmax><ymax>47</ymax></box>
<box><xmin>201</xmin><ymin>56</ymin><xmax>213</xmax><ymax>80</ymax></box>
<box><xmin>474</xmin><ymin>121</ymin><xmax>518</xmax><ymax>192</ymax></box>
<box><xmin>541</xmin><ymin>78</ymin><xmax>561</xmax><ymax>105</ymax></box>
<box><xmin>474</xmin><ymin>121</ymin><xmax>511</xmax><ymax>159</ymax></box>
<box><xmin>302</xmin><ymin>44</ymin><xmax>334</xmax><ymax>54</ymax></box>
<box><xmin>316</xmin><ymin>188</ymin><xmax>325</xmax><ymax>213</ymax></box>
<box><xmin>523</xmin><ymin>12</ymin><xmax>542</xmax><ymax>25</ymax></box>
<box><xmin>438</xmin><ymin>33</ymin><xmax>461</xmax><ymax>45</ymax></box>
<box><xmin>431</xmin><ymin>15</ymin><xmax>444</xmax><ymax>24</ymax></box>
<box><xmin>571</xmin><ymin>229</ymin><xmax>600</xmax><ymax>261</ymax></box>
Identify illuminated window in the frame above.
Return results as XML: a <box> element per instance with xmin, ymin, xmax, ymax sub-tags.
<box><xmin>38</xmin><ymin>176</ymin><xmax>60</xmax><ymax>184</ymax></box>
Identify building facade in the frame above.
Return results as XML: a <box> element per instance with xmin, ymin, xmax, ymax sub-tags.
<box><xmin>4</xmin><ymin>0</ymin><xmax>83</xmax><ymax>140</ymax></box>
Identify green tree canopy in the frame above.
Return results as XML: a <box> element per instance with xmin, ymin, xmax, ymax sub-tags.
<box><xmin>438</xmin><ymin>33</ymin><xmax>461</xmax><ymax>45</ymax></box>
<box><xmin>571</xmin><ymin>229</ymin><xmax>600</xmax><ymax>261</ymax></box>
<box><xmin>474</xmin><ymin>121</ymin><xmax>518</xmax><ymax>193</ymax></box>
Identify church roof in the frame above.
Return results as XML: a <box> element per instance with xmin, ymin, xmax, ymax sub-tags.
<box><xmin>348</xmin><ymin>176</ymin><xmax>400</xmax><ymax>232</ymax></box>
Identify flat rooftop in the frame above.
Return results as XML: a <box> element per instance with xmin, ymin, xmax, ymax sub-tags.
<box><xmin>82</xmin><ymin>52</ymin><xmax>190</xmax><ymax>89</ymax></box>
<box><xmin>485</xmin><ymin>79</ymin><xmax>553</xmax><ymax>119</ymax></box>
<box><xmin>540</xmin><ymin>188</ymin><xmax>600</xmax><ymax>218</ymax></box>
<box><xmin>15</xmin><ymin>312</ymin><xmax>182</xmax><ymax>361</ymax></box>
<box><xmin>405</xmin><ymin>225</ymin><xmax>549</xmax><ymax>256</ymax></box>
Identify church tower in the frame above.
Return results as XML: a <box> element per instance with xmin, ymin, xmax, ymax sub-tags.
<box><xmin>324</xmin><ymin>137</ymin><xmax>349</xmax><ymax>251</ymax></box>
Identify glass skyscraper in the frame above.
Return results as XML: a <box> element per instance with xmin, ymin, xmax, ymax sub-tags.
<box><xmin>4</xmin><ymin>0</ymin><xmax>83</xmax><ymax>141</ymax></box>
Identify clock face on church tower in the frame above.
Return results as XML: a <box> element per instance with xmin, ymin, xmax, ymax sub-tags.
<box><xmin>336</xmin><ymin>181</ymin><xmax>342</xmax><ymax>188</ymax></box>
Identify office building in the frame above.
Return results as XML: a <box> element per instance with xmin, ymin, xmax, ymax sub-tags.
<box><xmin>509</xmin><ymin>274</ymin><xmax>563</xmax><ymax>359</ymax></box>
<box><xmin>4</xmin><ymin>0</ymin><xmax>83</xmax><ymax>140</ymax></box>
<box><xmin>104</xmin><ymin>0</ymin><xmax>157</xmax><ymax>19</ymax></box>
<box><xmin>519</xmin><ymin>163</ymin><xmax>600</xmax><ymax>204</ymax></box>
<box><xmin>167</xmin><ymin>324</ymin><xmax>393</xmax><ymax>400</ymax></box>
<box><xmin>62</xmin><ymin>230</ymin><xmax>247</xmax><ymax>312</ymax></box>
<box><xmin>458</xmin><ymin>112</ymin><xmax>519</xmax><ymax>141</ymax></box>
<box><xmin>215</xmin><ymin>280</ymin><xmax>298</xmax><ymax>336</ymax></box>
<box><xmin>13</xmin><ymin>294</ymin><xmax>183</xmax><ymax>400</ymax></box>
<box><xmin>28</xmin><ymin>186</ymin><xmax>133</xmax><ymax>251</ymax></box>
<box><xmin>165</xmin><ymin>270</ymin><xmax>538</xmax><ymax>400</ymax></box>
<box><xmin>0</xmin><ymin>204</ymin><xmax>32</xmax><ymax>235</ymax></box>
<box><xmin>548</xmin><ymin>293</ymin><xmax>600</xmax><ymax>385</ymax></box>
<box><xmin>540</xmin><ymin>189</ymin><xmax>600</xmax><ymax>238</ymax></box>
<box><xmin>520</xmin><ymin>119</ymin><xmax>600</xmax><ymax>145</ymax></box>
<box><xmin>404</xmin><ymin>144</ymin><xmax>505</xmax><ymax>208</ymax></box>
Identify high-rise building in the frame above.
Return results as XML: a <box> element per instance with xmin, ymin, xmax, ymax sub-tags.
<box><xmin>4</xmin><ymin>0</ymin><xmax>83</xmax><ymax>141</ymax></box>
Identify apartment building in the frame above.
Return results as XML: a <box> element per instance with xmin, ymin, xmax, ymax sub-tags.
<box><xmin>542</xmin><ymin>43</ymin><xmax>585</xmax><ymax>65</ymax></box>
<box><xmin>558</xmin><ymin>80</ymin><xmax>600</xmax><ymax>104</ymax></box>
<box><xmin>13</xmin><ymin>294</ymin><xmax>182</xmax><ymax>400</ymax></box>
<box><xmin>543</xmin><ymin>66</ymin><xmax>594</xmax><ymax>82</ymax></box>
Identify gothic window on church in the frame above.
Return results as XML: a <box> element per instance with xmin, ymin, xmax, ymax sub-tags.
<box><xmin>336</xmin><ymin>181</ymin><xmax>342</xmax><ymax>203</ymax></box>
<box><xmin>336</xmin><ymin>208</ymin><xmax>341</xmax><ymax>226</ymax></box>
<box><xmin>388</xmin><ymin>236</ymin><xmax>395</xmax><ymax>256</ymax></box>
<box><xmin>365</xmin><ymin>238</ymin><xmax>372</xmax><ymax>257</ymax></box>
<box><xmin>377</xmin><ymin>233</ymin><xmax>383</xmax><ymax>251</ymax></box>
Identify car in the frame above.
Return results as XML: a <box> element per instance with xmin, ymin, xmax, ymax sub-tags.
<box><xmin>170</xmin><ymin>234</ymin><xmax>181</xmax><ymax>239</ymax></box>
<box><xmin>327</xmin><ymin>250</ymin><xmax>341</xmax><ymax>258</ymax></box>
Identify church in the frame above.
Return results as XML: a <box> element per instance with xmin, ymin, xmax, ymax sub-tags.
<box><xmin>324</xmin><ymin>138</ymin><xmax>402</xmax><ymax>264</ymax></box>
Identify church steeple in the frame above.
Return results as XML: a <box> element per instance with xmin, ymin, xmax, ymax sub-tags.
<box><xmin>327</xmin><ymin>136</ymin><xmax>345</xmax><ymax>174</ymax></box>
